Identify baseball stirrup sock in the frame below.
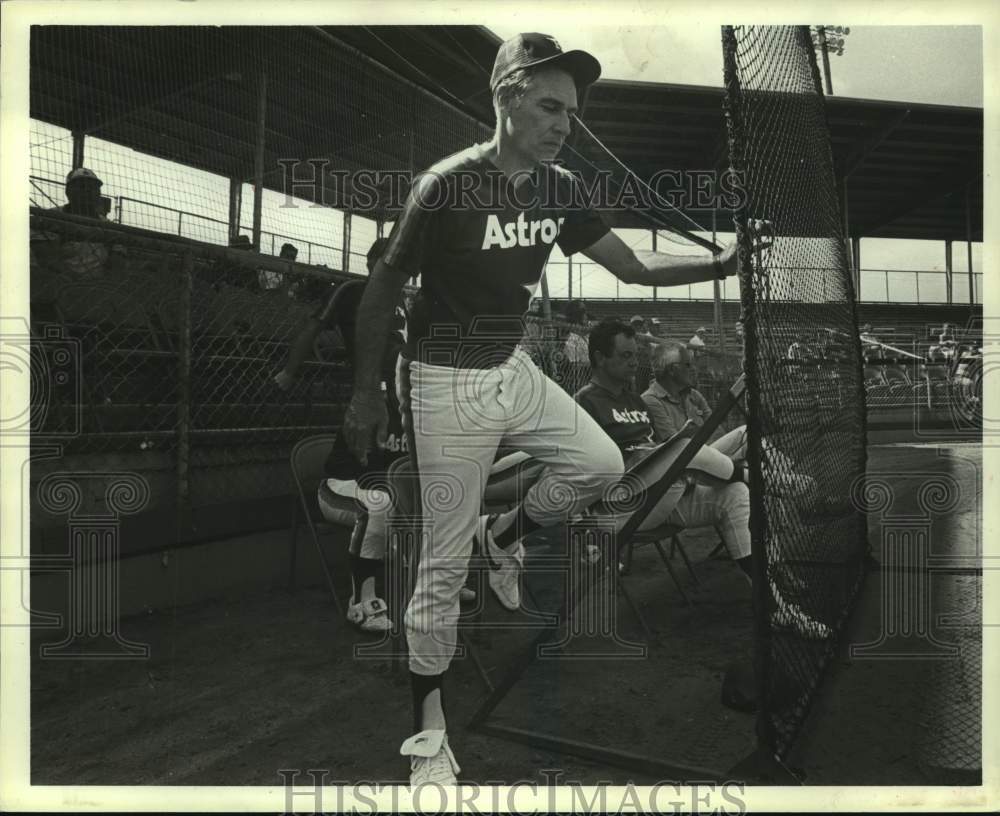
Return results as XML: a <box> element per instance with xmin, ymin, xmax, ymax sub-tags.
<box><xmin>735</xmin><ymin>554</ymin><xmax>754</xmax><ymax>585</ymax></box>
<box><xmin>349</xmin><ymin>554</ymin><xmax>381</xmax><ymax>600</ymax></box>
<box><xmin>348</xmin><ymin>510</ymin><xmax>370</xmax><ymax>558</ymax></box>
<box><xmin>411</xmin><ymin>672</ymin><xmax>445</xmax><ymax>732</ymax></box>
<box><xmin>491</xmin><ymin>504</ymin><xmax>541</xmax><ymax>550</ymax></box>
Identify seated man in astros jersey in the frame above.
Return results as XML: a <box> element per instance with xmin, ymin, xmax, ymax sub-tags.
<box><xmin>576</xmin><ymin>319</ymin><xmax>831</xmax><ymax>630</ymax></box>
<box><xmin>341</xmin><ymin>33</ymin><xmax>770</xmax><ymax>786</ymax></box>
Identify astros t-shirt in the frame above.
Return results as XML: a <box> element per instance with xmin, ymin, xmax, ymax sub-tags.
<box><xmin>575</xmin><ymin>380</ymin><xmax>656</xmax><ymax>468</ymax></box>
<box><xmin>382</xmin><ymin>144</ymin><xmax>609</xmax><ymax>369</ymax></box>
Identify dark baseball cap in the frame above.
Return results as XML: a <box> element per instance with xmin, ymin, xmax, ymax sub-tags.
<box><xmin>490</xmin><ymin>33</ymin><xmax>601</xmax><ymax>92</ymax></box>
<box><xmin>66</xmin><ymin>167</ymin><xmax>102</xmax><ymax>186</ymax></box>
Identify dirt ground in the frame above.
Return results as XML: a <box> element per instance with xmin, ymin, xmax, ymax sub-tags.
<box><xmin>30</xmin><ymin>524</ymin><xmax>757</xmax><ymax>787</ymax></box>
<box><xmin>29</xmin><ymin>441</ymin><xmax>982</xmax><ymax>789</ymax></box>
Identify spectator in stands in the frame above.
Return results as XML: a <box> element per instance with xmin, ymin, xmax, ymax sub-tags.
<box><xmin>562</xmin><ymin>299</ymin><xmax>591</xmax><ymax>391</ymax></box>
<box><xmin>787</xmin><ymin>332</ymin><xmax>815</xmax><ymax>362</ymax></box>
<box><xmin>259</xmin><ymin>241</ymin><xmax>298</xmax><ymax>292</ymax></box>
<box><xmin>937</xmin><ymin>322</ymin><xmax>960</xmax><ymax>364</ymax></box>
<box><xmin>688</xmin><ymin>326</ymin><xmax>708</xmax><ymax>350</ymax></box>
<box><xmin>229</xmin><ymin>234</ymin><xmax>253</xmax><ymax>250</ymax></box>
<box><xmin>34</xmin><ymin>167</ymin><xmax>124</xmax><ymax>279</ymax></box>
<box><xmin>275</xmin><ymin>238</ymin><xmax>391</xmax><ymax>390</ymax></box>
<box><xmin>734</xmin><ymin>319</ymin><xmax>745</xmax><ymax>347</ymax></box>
<box><xmin>785</xmin><ymin>332</ymin><xmax>817</xmax><ymax>382</ymax></box>
<box><xmin>522</xmin><ymin>298</ymin><xmax>548</xmax><ymax>368</ymax></box>
<box><xmin>565</xmin><ymin>299</ymin><xmax>588</xmax><ymax>326</ymax></box>
<box><xmin>859</xmin><ymin>323</ymin><xmax>881</xmax><ymax>364</ymax></box>
<box><xmin>53</xmin><ymin>167</ymin><xmax>107</xmax><ymax>220</ymax></box>
<box><xmin>576</xmin><ymin>321</ymin><xmax>829</xmax><ymax>639</ymax></box>
<box><xmin>629</xmin><ymin>314</ymin><xmax>665</xmax><ymax>393</ymax></box>
<box><xmin>820</xmin><ymin>328</ymin><xmax>846</xmax><ymax>363</ymax></box>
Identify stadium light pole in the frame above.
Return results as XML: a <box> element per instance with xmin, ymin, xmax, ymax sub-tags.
<box><xmin>813</xmin><ymin>26</ymin><xmax>850</xmax><ymax>95</ymax></box>
<box><xmin>816</xmin><ymin>26</ymin><xmax>834</xmax><ymax>95</ymax></box>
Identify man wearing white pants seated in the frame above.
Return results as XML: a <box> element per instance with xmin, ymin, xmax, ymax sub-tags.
<box><xmin>642</xmin><ymin>340</ymin><xmax>818</xmax><ymax>499</ymax></box>
<box><xmin>576</xmin><ymin>320</ymin><xmax>830</xmax><ymax>640</ymax></box>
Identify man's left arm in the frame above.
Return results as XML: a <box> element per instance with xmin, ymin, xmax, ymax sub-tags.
<box><xmin>640</xmin><ymin>393</ymin><xmax>676</xmax><ymax>443</ymax></box>
<box><xmin>580</xmin><ymin>230</ymin><xmax>726</xmax><ymax>287</ymax></box>
<box><xmin>578</xmin><ymin>220</ymin><xmax>771</xmax><ymax>289</ymax></box>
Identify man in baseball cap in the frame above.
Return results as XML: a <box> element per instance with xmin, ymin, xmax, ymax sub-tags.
<box><xmin>688</xmin><ymin>326</ymin><xmax>708</xmax><ymax>349</ymax></box>
<box><xmin>60</xmin><ymin>167</ymin><xmax>106</xmax><ymax>219</ymax></box>
<box><xmin>490</xmin><ymin>32</ymin><xmax>601</xmax><ymax>92</ymax></box>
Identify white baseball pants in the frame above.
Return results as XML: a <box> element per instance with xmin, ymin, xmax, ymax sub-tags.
<box><xmin>398</xmin><ymin>347</ymin><xmax>624</xmax><ymax>676</ymax></box>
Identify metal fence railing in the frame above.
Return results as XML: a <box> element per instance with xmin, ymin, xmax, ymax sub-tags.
<box><xmin>30</xmin><ymin>175</ymin><xmax>369</xmax><ymax>271</ymax></box>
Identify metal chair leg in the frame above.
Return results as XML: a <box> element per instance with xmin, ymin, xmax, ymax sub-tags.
<box><xmin>616</xmin><ymin>575</ymin><xmax>656</xmax><ymax>643</ymax></box>
<box><xmin>305</xmin><ymin>498</ymin><xmax>343</xmax><ymax>615</ymax></box>
<box><xmin>652</xmin><ymin>539</ymin><xmax>691</xmax><ymax>605</ymax></box>
<box><xmin>706</xmin><ymin>540</ymin><xmax>726</xmax><ymax>560</ymax></box>
<box><xmin>672</xmin><ymin>534</ymin><xmax>700</xmax><ymax>585</ymax></box>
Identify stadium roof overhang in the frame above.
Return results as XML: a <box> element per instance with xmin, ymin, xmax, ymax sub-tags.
<box><xmin>30</xmin><ymin>25</ymin><xmax>982</xmax><ymax>243</ymax></box>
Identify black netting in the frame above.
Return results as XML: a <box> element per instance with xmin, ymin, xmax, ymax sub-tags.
<box><xmin>721</xmin><ymin>26</ymin><xmax>869</xmax><ymax>758</ymax></box>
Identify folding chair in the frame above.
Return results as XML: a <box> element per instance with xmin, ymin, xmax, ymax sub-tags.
<box><xmin>288</xmin><ymin>433</ymin><xmax>345</xmax><ymax>613</ymax></box>
<box><xmin>618</xmin><ymin>523</ymin><xmax>697</xmax><ymax>605</ymax></box>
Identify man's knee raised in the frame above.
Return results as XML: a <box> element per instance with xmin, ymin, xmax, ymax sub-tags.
<box><xmin>593</xmin><ymin>442</ymin><xmax>625</xmax><ymax>486</ymax></box>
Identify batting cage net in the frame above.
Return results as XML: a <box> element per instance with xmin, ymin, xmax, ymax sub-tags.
<box><xmin>722</xmin><ymin>25</ymin><xmax>869</xmax><ymax>759</ymax></box>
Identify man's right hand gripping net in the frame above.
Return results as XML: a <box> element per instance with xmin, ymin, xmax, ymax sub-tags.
<box><xmin>721</xmin><ymin>25</ymin><xmax>869</xmax><ymax>759</ymax></box>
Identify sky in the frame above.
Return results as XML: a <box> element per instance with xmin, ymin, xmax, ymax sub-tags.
<box><xmin>488</xmin><ymin>25</ymin><xmax>983</xmax><ymax>107</ymax></box>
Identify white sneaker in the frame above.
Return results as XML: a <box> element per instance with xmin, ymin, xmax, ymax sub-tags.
<box><xmin>476</xmin><ymin>514</ymin><xmax>523</xmax><ymax>611</ymax></box>
<box><xmin>346</xmin><ymin>596</ymin><xmax>391</xmax><ymax>634</ymax></box>
<box><xmin>770</xmin><ymin>599</ymin><xmax>832</xmax><ymax>640</ymax></box>
<box><xmin>400</xmin><ymin>729</ymin><xmax>460</xmax><ymax>787</ymax></box>
<box><xmin>459</xmin><ymin>587</ymin><xmax>477</xmax><ymax>604</ymax></box>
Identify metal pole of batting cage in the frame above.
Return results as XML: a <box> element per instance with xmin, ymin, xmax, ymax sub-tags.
<box><xmin>719</xmin><ymin>23</ymin><xmax>780</xmax><ymax>771</ymax></box>
<box><xmin>712</xmin><ymin>205</ymin><xmax>725</xmax><ymax>357</ymax></box>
